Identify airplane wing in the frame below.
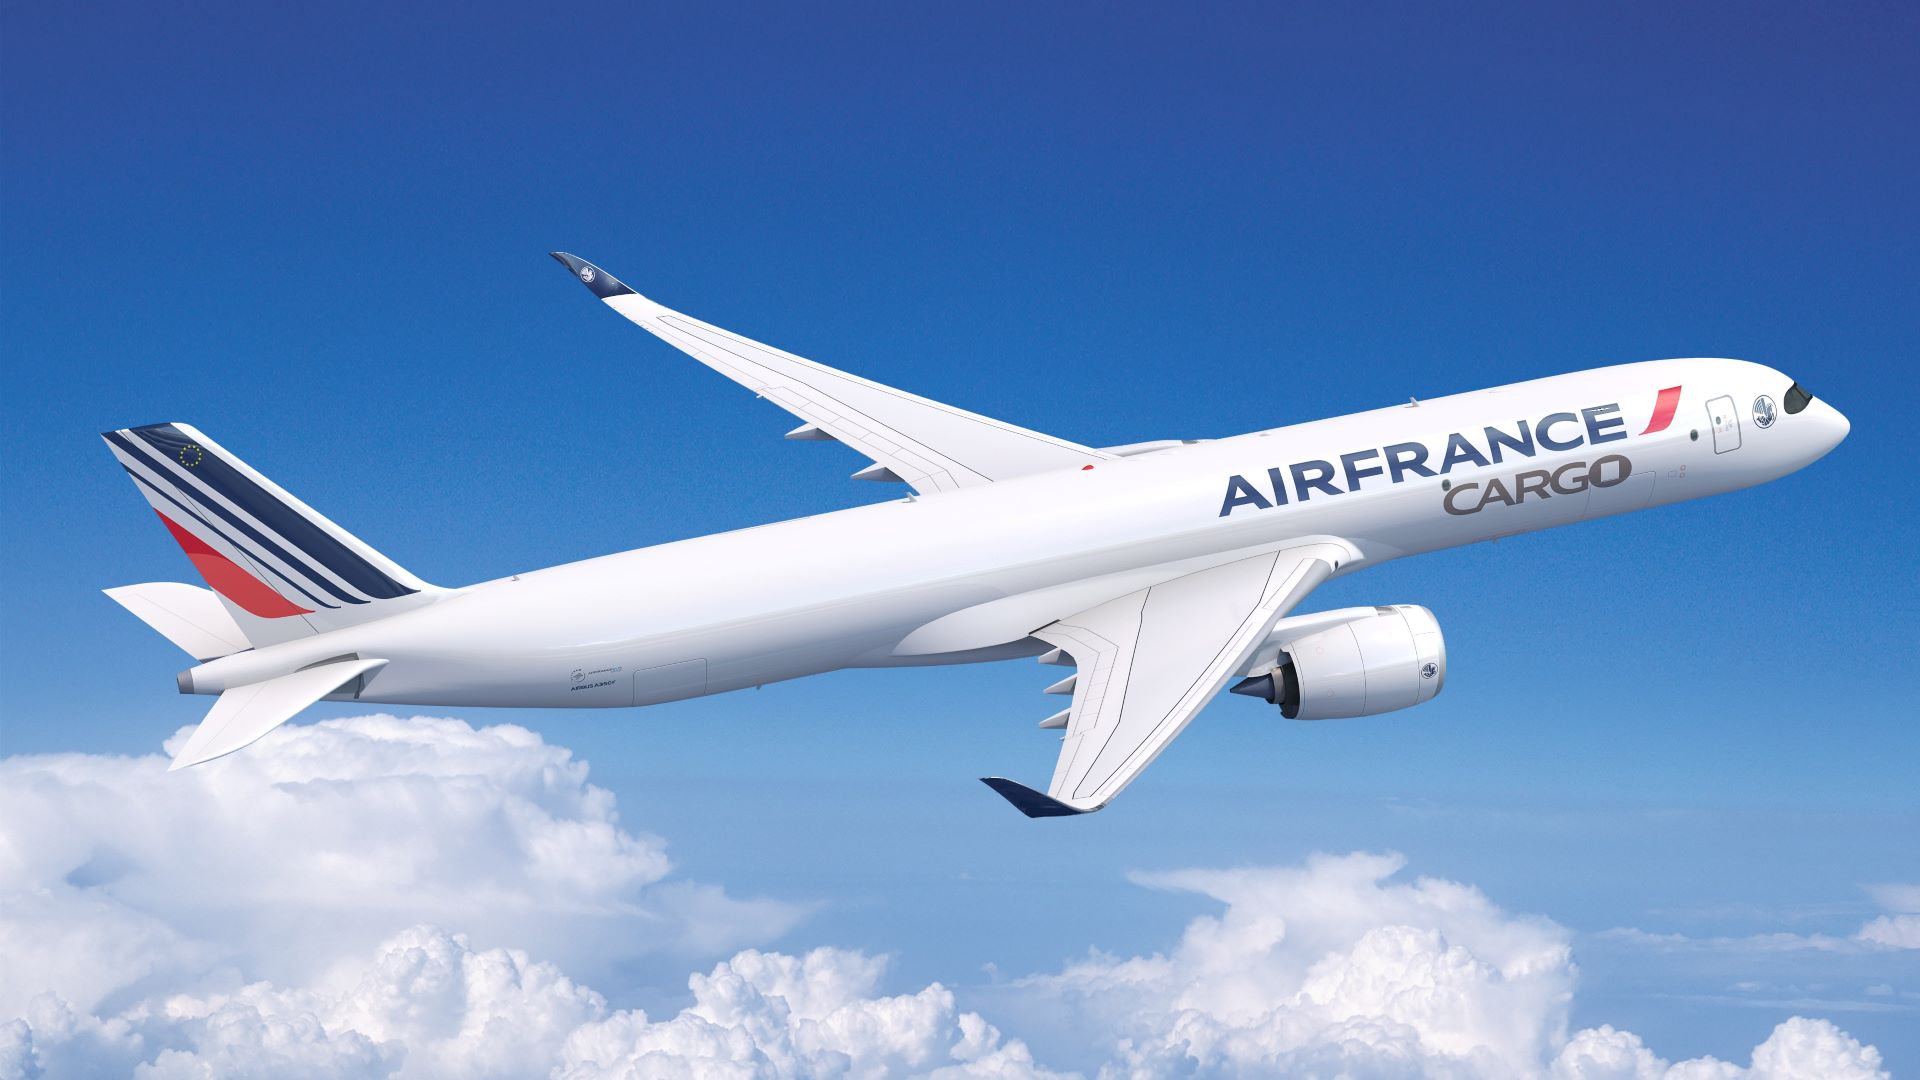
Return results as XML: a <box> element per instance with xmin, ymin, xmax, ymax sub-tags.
<box><xmin>982</xmin><ymin>544</ymin><xmax>1346</xmax><ymax>817</ymax></box>
<box><xmin>550</xmin><ymin>253</ymin><xmax>1113</xmax><ymax>494</ymax></box>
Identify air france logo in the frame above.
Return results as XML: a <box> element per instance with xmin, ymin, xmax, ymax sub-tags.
<box><xmin>1218</xmin><ymin>387</ymin><xmax>1678</xmax><ymax>518</ymax></box>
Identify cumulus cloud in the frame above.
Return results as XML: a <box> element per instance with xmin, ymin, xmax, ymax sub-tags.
<box><xmin>0</xmin><ymin>715</ymin><xmax>801</xmax><ymax>1021</ymax></box>
<box><xmin>0</xmin><ymin>928</ymin><xmax>1057</xmax><ymax>1080</ymax></box>
<box><xmin>1002</xmin><ymin>853</ymin><xmax>1887</xmax><ymax>1080</ymax></box>
<box><xmin>1853</xmin><ymin>915</ymin><xmax>1920</xmax><ymax>950</ymax></box>
<box><xmin>1549</xmin><ymin>1019</ymin><xmax>1886</xmax><ymax>1080</ymax></box>
<box><xmin>1853</xmin><ymin>883</ymin><xmax>1920</xmax><ymax>951</ymax></box>
<box><xmin>1016</xmin><ymin>852</ymin><xmax>1573</xmax><ymax>1077</ymax></box>
<box><xmin>555</xmin><ymin>946</ymin><xmax>1064</xmax><ymax>1079</ymax></box>
<box><xmin>0</xmin><ymin>719</ymin><xmax>1892</xmax><ymax>1079</ymax></box>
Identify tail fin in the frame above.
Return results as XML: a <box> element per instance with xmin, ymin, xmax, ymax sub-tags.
<box><xmin>102</xmin><ymin>422</ymin><xmax>443</xmax><ymax>648</ymax></box>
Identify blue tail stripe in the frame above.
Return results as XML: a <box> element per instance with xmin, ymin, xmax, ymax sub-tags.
<box><xmin>127</xmin><ymin>424</ymin><xmax>416</xmax><ymax>601</ymax></box>
<box><xmin>105</xmin><ymin>430</ymin><xmax>367</xmax><ymax>607</ymax></box>
<box><xmin>121</xmin><ymin>466</ymin><xmax>341</xmax><ymax>610</ymax></box>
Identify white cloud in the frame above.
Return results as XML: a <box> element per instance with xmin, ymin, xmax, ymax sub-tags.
<box><xmin>555</xmin><ymin>946</ymin><xmax>1065</xmax><ymax>1080</ymax></box>
<box><xmin>1862</xmin><ymin>885</ymin><xmax>1920</xmax><ymax>914</ymax></box>
<box><xmin>1003</xmin><ymin>853</ymin><xmax>1889</xmax><ymax>1080</ymax></box>
<box><xmin>0</xmin><ymin>714</ymin><xmax>801</xmax><ymax>1021</ymax></box>
<box><xmin>1548</xmin><ymin>1018</ymin><xmax>1887</xmax><ymax>1080</ymax></box>
<box><xmin>1</xmin><ymin>928</ymin><xmax>1059</xmax><ymax>1080</ymax></box>
<box><xmin>0</xmin><ymin>718</ymin><xmax>1893</xmax><ymax>1079</ymax></box>
<box><xmin>1598</xmin><ymin>882</ymin><xmax>1920</xmax><ymax>956</ymax></box>
<box><xmin>1854</xmin><ymin>915</ymin><xmax>1920</xmax><ymax>950</ymax></box>
<box><xmin>1017</xmin><ymin>852</ymin><xmax>1573</xmax><ymax>1077</ymax></box>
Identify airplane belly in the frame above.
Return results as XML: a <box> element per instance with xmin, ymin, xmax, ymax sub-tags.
<box><xmin>344</xmin><ymin>572</ymin><xmax>989</xmax><ymax>708</ymax></box>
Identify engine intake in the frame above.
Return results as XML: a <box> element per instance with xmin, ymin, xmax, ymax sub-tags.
<box><xmin>1231</xmin><ymin>605</ymin><xmax>1445</xmax><ymax>720</ymax></box>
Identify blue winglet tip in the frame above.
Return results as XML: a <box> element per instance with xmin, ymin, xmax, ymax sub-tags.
<box><xmin>549</xmin><ymin>252</ymin><xmax>636</xmax><ymax>299</ymax></box>
<box><xmin>980</xmin><ymin>777</ymin><xmax>1092</xmax><ymax>818</ymax></box>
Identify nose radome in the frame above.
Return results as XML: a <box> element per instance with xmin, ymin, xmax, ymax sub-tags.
<box><xmin>1809</xmin><ymin>397</ymin><xmax>1850</xmax><ymax>455</ymax></box>
<box><xmin>1821</xmin><ymin>398</ymin><xmax>1849</xmax><ymax>443</ymax></box>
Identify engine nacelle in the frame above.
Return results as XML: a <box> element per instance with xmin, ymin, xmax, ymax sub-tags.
<box><xmin>1232</xmin><ymin>605</ymin><xmax>1445</xmax><ymax>720</ymax></box>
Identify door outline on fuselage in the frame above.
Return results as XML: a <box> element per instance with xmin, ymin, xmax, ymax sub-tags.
<box><xmin>1706</xmin><ymin>395</ymin><xmax>1741</xmax><ymax>454</ymax></box>
<box><xmin>633</xmin><ymin>658</ymin><xmax>708</xmax><ymax>706</ymax></box>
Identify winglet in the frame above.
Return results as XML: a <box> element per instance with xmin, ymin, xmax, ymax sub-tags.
<box><xmin>980</xmin><ymin>776</ymin><xmax>1096</xmax><ymax>818</ymax></box>
<box><xmin>549</xmin><ymin>252</ymin><xmax>637</xmax><ymax>300</ymax></box>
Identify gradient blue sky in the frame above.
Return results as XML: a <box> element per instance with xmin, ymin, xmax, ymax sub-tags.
<box><xmin>4</xmin><ymin>0</ymin><xmax>1916</xmax><ymax>1069</ymax></box>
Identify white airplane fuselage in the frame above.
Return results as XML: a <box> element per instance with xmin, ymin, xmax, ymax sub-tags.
<box><xmin>178</xmin><ymin>357</ymin><xmax>1848</xmax><ymax>710</ymax></box>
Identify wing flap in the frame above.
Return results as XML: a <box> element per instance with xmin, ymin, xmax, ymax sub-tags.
<box><xmin>985</xmin><ymin>543</ymin><xmax>1346</xmax><ymax>816</ymax></box>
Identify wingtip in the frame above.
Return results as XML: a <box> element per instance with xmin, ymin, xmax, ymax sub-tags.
<box><xmin>979</xmin><ymin>776</ymin><xmax>1096</xmax><ymax>818</ymax></box>
<box><xmin>549</xmin><ymin>252</ymin><xmax>636</xmax><ymax>299</ymax></box>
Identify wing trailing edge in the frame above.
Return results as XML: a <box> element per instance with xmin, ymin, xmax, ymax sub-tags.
<box><xmin>549</xmin><ymin>252</ymin><xmax>1114</xmax><ymax>495</ymax></box>
<box><xmin>983</xmin><ymin>542</ymin><xmax>1352</xmax><ymax>817</ymax></box>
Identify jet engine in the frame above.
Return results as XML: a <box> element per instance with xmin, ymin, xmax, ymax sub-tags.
<box><xmin>1231</xmin><ymin>605</ymin><xmax>1445</xmax><ymax>720</ymax></box>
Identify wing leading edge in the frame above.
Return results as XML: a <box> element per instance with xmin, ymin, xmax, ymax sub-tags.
<box><xmin>982</xmin><ymin>543</ymin><xmax>1348</xmax><ymax>817</ymax></box>
<box><xmin>550</xmin><ymin>253</ymin><xmax>1113</xmax><ymax>495</ymax></box>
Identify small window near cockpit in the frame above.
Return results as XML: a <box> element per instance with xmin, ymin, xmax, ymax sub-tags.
<box><xmin>1784</xmin><ymin>383</ymin><xmax>1813</xmax><ymax>414</ymax></box>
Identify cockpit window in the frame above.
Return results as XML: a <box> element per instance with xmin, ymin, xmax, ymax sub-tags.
<box><xmin>1784</xmin><ymin>382</ymin><xmax>1813</xmax><ymax>415</ymax></box>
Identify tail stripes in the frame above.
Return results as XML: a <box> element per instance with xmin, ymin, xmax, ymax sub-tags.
<box><xmin>153</xmin><ymin>510</ymin><xmax>313</xmax><ymax>618</ymax></box>
<box><xmin>123</xmin><ymin>466</ymin><xmax>337</xmax><ymax>611</ymax></box>
<box><xmin>104</xmin><ymin>425</ymin><xmax>416</xmax><ymax>605</ymax></box>
<box><xmin>103</xmin><ymin>422</ymin><xmax>440</xmax><ymax>646</ymax></box>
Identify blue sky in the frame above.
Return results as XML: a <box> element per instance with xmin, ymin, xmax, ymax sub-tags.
<box><xmin>3</xmin><ymin>1</ymin><xmax>1916</xmax><ymax>1074</ymax></box>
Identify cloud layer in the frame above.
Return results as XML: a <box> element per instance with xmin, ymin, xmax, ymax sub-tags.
<box><xmin>1002</xmin><ymin>854</ymin><xmax>1888</xmax><ymax>1079</ymax></box>
<box><xmin>0</xmin><ymin>716</ymin><xmax>1893</xmax><ymax>1078</ymax></box>
<box><xmin>0</xmin><ymin>714</ymin><xmax>800</xmax><ymax>1021</ymax></box>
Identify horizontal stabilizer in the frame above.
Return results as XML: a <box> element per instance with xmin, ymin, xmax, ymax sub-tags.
<box><xmin>170</xmin><ymin>658</ymin><xmax>386</xmax><ymax>771</ymax></box>
<box><xmin>980</xmin><ymin>776</ymin><xmax>1091</xmax><ymax>818</ymax></box>
<box><xmin>105</xmin><ymin>582</ymin><xmax>249</xmax><ymax>660</ymax></box>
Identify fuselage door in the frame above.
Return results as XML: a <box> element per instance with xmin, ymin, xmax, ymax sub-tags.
<box><xmin>1706</xmin><ymin>395</ymin><xmax>1741</xmax><ymax>454</ymax></box>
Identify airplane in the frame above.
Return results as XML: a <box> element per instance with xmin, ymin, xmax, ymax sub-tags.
<box><xmin>100</xmin><ymin>253</ymin><xmax>1850</xmax><ymax>816</ymax></box>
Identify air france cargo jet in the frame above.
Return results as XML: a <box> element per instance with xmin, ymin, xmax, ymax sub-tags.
<box><xmin>101</xmin><ymin>254</ymin><xmax>1850</xmax><ymax>816</ymax></box>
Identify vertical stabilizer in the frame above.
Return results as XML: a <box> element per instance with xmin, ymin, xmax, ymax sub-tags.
<box><xmin>102</xmin><ymin>423</ymin><xmax>444</xmax><ymax>647</ymax></box>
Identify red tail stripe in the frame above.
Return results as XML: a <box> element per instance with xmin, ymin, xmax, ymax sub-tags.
<box><xmin>155</xmin><ymin>512</ymin><xmax>313</xmax><ymax>618</ymax></box>
<box><xmin>1641</xmin><ymin>385</ymin><xmax>1683</xmax><ymax>435</ymax></box>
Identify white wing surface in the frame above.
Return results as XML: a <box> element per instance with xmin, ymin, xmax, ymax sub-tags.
<box><xmin>551</xmin><ymin>253</ymin><xmax>1113</xmax><ymax>494</ymax></box>
<box><xmin>982</xmin><ymin>544</ymin><xmax>1345</xmax><ymax>816</ymax></box>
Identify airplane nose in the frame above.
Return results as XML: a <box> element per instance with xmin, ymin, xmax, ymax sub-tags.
<box><xmin>1797</xmin><ymin>396</ymin><xmax>1849</xmax><ymax>461</ymax></box>
<box><xmin>1815</xmin><ymin>398</ymin><xmax>1850</xmax><ymax>451</ymax></box>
